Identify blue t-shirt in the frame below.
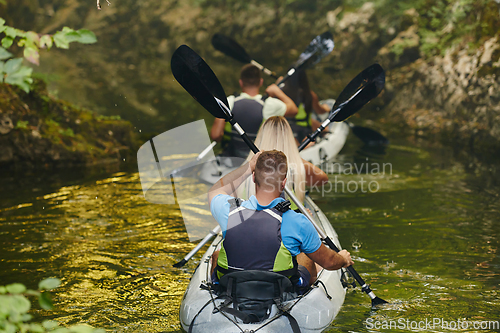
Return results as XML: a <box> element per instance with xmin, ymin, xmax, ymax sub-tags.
<box><xmin>210</xmin><ymin>194</ymin><xmax>322</xmax><ymax>256</ymax></box>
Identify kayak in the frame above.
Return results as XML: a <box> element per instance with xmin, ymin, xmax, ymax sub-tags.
<box><xmin>198</xmin><ymin>120</ymin><xmax>349</xmax><ymax>184</ymax></box>
<box><xmin>179</xmin><ymin>195</ymin><xmax>347</xmax><ymax>333</ymax></box>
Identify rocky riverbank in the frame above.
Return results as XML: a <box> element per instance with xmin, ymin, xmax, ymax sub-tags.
<box><xmin>0</xmin><ymin>80</ymin><xmax>142</xmax><ymax>169</ymax></box>
<box><xmin>325</xmin><ymin>2</ymin><xmax>500</xmax><ymax>158</ymax></box>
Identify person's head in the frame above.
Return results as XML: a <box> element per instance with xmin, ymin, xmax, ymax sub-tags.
<box><xmin>238</xmin><ymin>116</ymin><xmax>305</xmax><ymax>202</ymax></box>
<box><xmin>239</xmin><ymin>64</ymin><xmax>263</xmax><ymax>89</ymax></box>
<box><xmin>253</xmin><ymin>150</ymin><xmax>288</xmax><ymax>195</ymax></box>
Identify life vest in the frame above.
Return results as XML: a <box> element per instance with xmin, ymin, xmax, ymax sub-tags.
<box><xmin>216</xmin><ymin>198</ymin><xmax>298</xmax><ymax>281</ymax></box>
<box><xmin>222</xmin><ymin>94</ymin><xmax>265</xmax><ymax>158</ymax></box>
<box><xmin>288</xmin><ymin>103</ymin><xmax>311</xmax><ymax>128</ymax></box>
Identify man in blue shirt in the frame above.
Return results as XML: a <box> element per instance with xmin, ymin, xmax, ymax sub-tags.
<box><xmin>208</xmin><ymin>150</ymin><xmax>353</xmax><ymax>287</ymax></box>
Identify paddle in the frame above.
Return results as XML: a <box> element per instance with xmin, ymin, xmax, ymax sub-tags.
<box><xmin>277</xmin><ymin>31</ymin><xmax>334</xmax><ymax>88</ymax></box>
<box><xmin>212</xmin><ymin>32</ymin><xmax>334</xmax><ymax>87</ymax></box>
<box><xmin>171</xmin><ymin>44</ymin><xmax>388</xmax><ymax>307</ymax></box>
<box><xmin>298</xmin><ymin>64</ymin><xmax>386</xmax><ymax>151</ymax></box>
<box><xmin>212</xmin><ymin>34</ymin><xmax>278</xmax><ymax>79</ymax></box>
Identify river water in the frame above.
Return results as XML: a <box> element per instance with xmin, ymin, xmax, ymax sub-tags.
<box><xmin>1</xmin><ymin>133</ymin><xmax>499</xmax><ymax>332</ymax></box>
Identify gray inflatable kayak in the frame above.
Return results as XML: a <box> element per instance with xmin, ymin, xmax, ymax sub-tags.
<box><xmin>179</xmin><ymin>195</ymin><xmax>347</xmax><ymax>333</ymax></box>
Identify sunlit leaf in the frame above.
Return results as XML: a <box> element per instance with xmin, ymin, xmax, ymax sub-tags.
<box><xmin>6</xmin><ymin>283</ymin><xmax>26</xmax><ymax>294</ymax></box>
<box><xmin>4</xmin><ymin>26</ymin><xmax>16</xmax><ymax>38</ymax></box>
<box><xmin>62</xmin><ymin>27</ymin><xmax>74</xmax><ymax>33</ymax></box>
<box><xmin>0</xmin><ymin>18</ymin><xmax>5</xmax><ymax>26</ymax></box>
<box><xmin>38</xmin><ymin>292</ymin><xmax>53</xmax><ymax>310</ymax></box>
<box><xmin>69</xmin><ymin>324</ymin><xmax>95</xmax><ymax>333</ymax></box>
<box><xmin>5</xmin><ymin>65</ymin><xmax>33</xmax><ymax>93</ymax></box>
<box><xmin>0</xmin><ymin>46</ymin><xmax>12</xmax><ymax>60</ymax></box>
<box><xmin>43</xmin><ymin>320</ymin><xmax>59</xmax><ymax>329</ymax></box>
<box><xmin>40</xmin><ymin>35</ymin><xmax>53</xmax><ymax>50</ymax></box>
<box><xmin>24</xmin><ymin>47</ymin><xmax>39</xmax><ymax>65</ymax></box>
<box><xmin>52</xmin><ymin>328</ymin><xmax>71</xmax><ymax>333</ymax></box>
<box><xmin>17</xmin><ymin>38</ymin><xmax>25</xmax><ymax>47</ymax></box>
<box><xmin>2</xmin><ymin>36</ymin><xmax>13</xmax><ymax>48</ymax></box>
<box><xmin>26</xmin><ymin>31</ymin><xmax>40</xmax><ymax>47</ymax></box>
<box><xmin>0</xmin><ymin>286</ymin><xmax>6</xmax><ymax>294</ymax></box>
<box><xmin>4</xmin><ymin>58</ymin><xmax>23</xmax><ymax>74</ymax></box>
<box><xmin>2</xmin><ymin>322</ymin><xmax>16</xmax><ymax>333</ymax></box>
<box><xmin>53</xmin><ymin>31</ymin><xmax>69</xmax><ymax>49</ymax></box>
<box><xmin>39</xmin><ymin>278</ymin><xmax>61</xmax><ymax>290</ymax></box>
<box><xmin>76</xmin><ymin>29</ymin><xmax>97</xmax><ymax>44</ymax></box>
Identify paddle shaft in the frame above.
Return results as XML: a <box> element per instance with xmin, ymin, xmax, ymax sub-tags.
<box><xmin>298</xmin><ymin>87</ymin><xmax>364</xmax><ymax>150</ymax></box>
<box><xmin>173</xmin><ymin>225</ymin><xmax>221</xmax><ymax>268</ymax></box>
<box><xmin>250</xmin><ymin>60</ymin><xmax>278</xmax><ymax>79</ymax></box>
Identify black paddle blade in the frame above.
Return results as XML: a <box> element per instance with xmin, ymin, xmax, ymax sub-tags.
<box><xmin>331</xmin><ymin>64</ymin><xmax>385</xmax><ymax>122</ymax></box>
<box><xmin>351</xmin><ymin>125</ymin><xmax>389</xmax><ymax>146</ymax></box>
<box><xmin>295</xmin><ymin>31</ymin><xmax>334</xmax><ymax>69</ymax></box>
<box><xmin>212</xmin><ymin>34</ymin><xmax>252</xmax><ymax>64</ymax></box>
<box><xmin>171</xmin><ymin>45</ymin><xmax>230</xmax><ymax>120</ymax></box>
<box><xmin>371</xmin><ymin>296</ymin><xmax>389</xmax><ymax>307</ymax></box>
<box><xmin>173</xmin><ymin>259</ymin><xmax>187</xmax><ymax>268</ymax></box>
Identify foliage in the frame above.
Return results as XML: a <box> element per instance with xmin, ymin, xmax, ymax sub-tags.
<box><xmin>0</xmin><ymin>278</ymin><xmax>104</xmax><ymax>333</ymax></box>
<box><xmin>0</xmin><ymin>18</ymin><xmax>96</xmax><ymax>93</ymax></box>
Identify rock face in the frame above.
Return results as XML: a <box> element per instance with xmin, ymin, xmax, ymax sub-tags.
<box><xmin>0</xmin><ymin>80</ymin><xmax>141</xmax><ymax>169</ymax></box>
<box><xmin>383</xmin><ymin>37</ymin><xmax>500</xmax><ymax>156</ymax></box>
<box><xmin>325</xmin><ymin>3</ymin><xmax>500</xmax><ymax>156</ymax></box>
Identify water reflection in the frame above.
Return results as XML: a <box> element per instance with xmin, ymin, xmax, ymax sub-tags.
<box><xmin>1</xmin><ymin>137</ymin><xmax>499</xmax><ymax>332</ymax></box>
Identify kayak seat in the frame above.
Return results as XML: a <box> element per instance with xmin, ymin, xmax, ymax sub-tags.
<box><xmin>218</xmin><ymin>270</ymin><xmax>294</xmax><ymax>324</ymax></box>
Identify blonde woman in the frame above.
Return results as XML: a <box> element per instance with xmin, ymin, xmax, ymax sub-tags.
<box><xmin>236</xmin><ymin>116</ymin><xmax>329</xmax><ymax>202</ymax></box>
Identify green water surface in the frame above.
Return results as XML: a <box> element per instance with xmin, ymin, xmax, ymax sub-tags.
<box><xmin>1</xmin><ymin>136</ymin><xmax>499</xmax><ymax>332</ymax></box>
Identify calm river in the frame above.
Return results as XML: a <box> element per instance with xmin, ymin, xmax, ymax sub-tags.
<box><xmin>1</xmin><ymin>133</ymin><xmax>499</xmax><ymax>332</ymax></box>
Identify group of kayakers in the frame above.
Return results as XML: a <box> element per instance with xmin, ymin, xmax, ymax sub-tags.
<box><xmin>207</xmin><ymin>64</ymin><xmax>354</xmax><ymax>292</ymax></box>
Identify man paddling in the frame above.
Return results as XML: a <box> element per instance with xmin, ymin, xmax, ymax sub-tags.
<box><xmin>208</xmin><ymin>149</ymin><xmax>353</xmax><ymax>288</ymax></box>
<box><xmin>210</xmin><ymin>65</ymin><xmax>298</xmax><ymax>158</ymax></box>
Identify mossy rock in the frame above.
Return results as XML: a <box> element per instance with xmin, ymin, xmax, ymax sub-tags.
<box><xmin>0</xmin><ymin>79</ymin><xmax>142</xmax><ymax>169</ymax></box>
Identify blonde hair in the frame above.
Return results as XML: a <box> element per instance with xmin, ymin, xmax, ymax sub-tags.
<box><xmin>237</xmin><ymin>116</ymin><xmax>306</xmax><ymax>202</ymax></box>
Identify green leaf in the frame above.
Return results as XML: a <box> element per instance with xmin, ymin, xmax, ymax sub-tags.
<box><xmin>0</xmin><ymin>46</ymin><xmax>12</xmax><ymax>60</ymax></box>
<box><xmin>10</xmin><ymin>295</ymin><xmax>31</xmax><ymax>313</ymax></box>
<box><xmin>40</xmin><ymin>35</ymin><xmax>52</xmax><ymax>50</ymax></box>
<box><xmin>62</xmin><ymin>27</ymin><xmax>74</xmax><ymax>33</ymax></box>
<box><xmin>6</xmin><ymin>283</ymin><xmax>26</xmax><ymax>294</ymax></box>
<box><xmin>0</xmin><ymin>18</ymin><xmax>5</xmax><ymax>26</ymax></box>
<box><xmin>21</xmin><ymin>313</ymin><xmax>32</xmax><ymax>321</ymax></box>
<box><xmin>43</xmin><ymin>320</ymin><xmax>59</xmax><ymax>329</ymax></box>
<box><xmin>52</xmin><ymin>328</ymin><xmax>71</xmax><ymax>333</ymax></box>
<box><xmin>4</xmin><ymin>26</ymin><xmax>16</xmax><ymax>38</ymax></box>
<box><xmin>38</xmin><ymin>292</ymin><xmax>53</xmax><ymax>310</ymax></box>
<box><xmin>53</xmin><ymin>31</ymin><xmax>69</xmax><ymax>49</ymax></box>
<box><xmin>39</xmin><ymin>278</ymin><xmax>61</xmax><ymax>290</ymax></box>
<box><xmin>26</xmin><ymin>31</ymin><xmax>40</xmax><ymax>47</ymax></box>
<box><xmin>2</xmin><ymin>322</ymin><xmax>16</xmax><ymax>333</ymax></box>
<box><xmin>28</xmin><ymin>323</ymin><xmax>45</xmax><ymax>333</ymax></box>
<box><xmin>65</xmin><ymin>31</ymin><xmax>81</xmax><ymax>43</ymax></box>
<box><xmin>75</xmin><ymin>29</ymin><xmax>97</xmax><ymax>44</ymax></box>
<box><xmin>4</xmin><ymin>57</ymin><xmax>23</xmax><ymax>74</ymax></box>
<box><xmin>23</xmin><ymin>47</ymin><xmax>39</xmax><ymax>65</ymax></box>
<box><xmin>24</xmin><ymin>289</ymin><xmax>39</xmax><ymax>296</ymax></box>
<box><xmin>69</xmin><ymin>325</ymin><xmax>95</xmax><ymax>333</ymax></box>
<box><xmin>2</xmin><ymin>36</ymin><xmax>13</xmax><ymax>48</ymax></box>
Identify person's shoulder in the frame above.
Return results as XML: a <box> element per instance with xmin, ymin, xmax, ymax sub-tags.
<box><xmin>282</xmin><ymin>209</ymin><xmax>309</xmax><ymax>224</ymax></box>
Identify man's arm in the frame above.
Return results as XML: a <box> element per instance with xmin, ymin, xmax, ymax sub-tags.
<box><xmin>210</xmin><ymin>118</ymin><xmax>226</xmax><ymax>142</ymax></box>
<box><xmin>265</xmin><ymin>84</ymin><xmax>298</xmax><ymax>117</ymax></box>
<box><xmin>306</xmin><ymin>244</ymin><xmax>354</xmax><ymax>270</ymax></box>
<box><xmin>311</xmin><ymin>90</ymin><xmax>330</xmax><ymax>114</ymax></box>
<box><xmin>208</xmin><ymin>152</ymin><xmax>261</xmax><ymax>206</ymax></box>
